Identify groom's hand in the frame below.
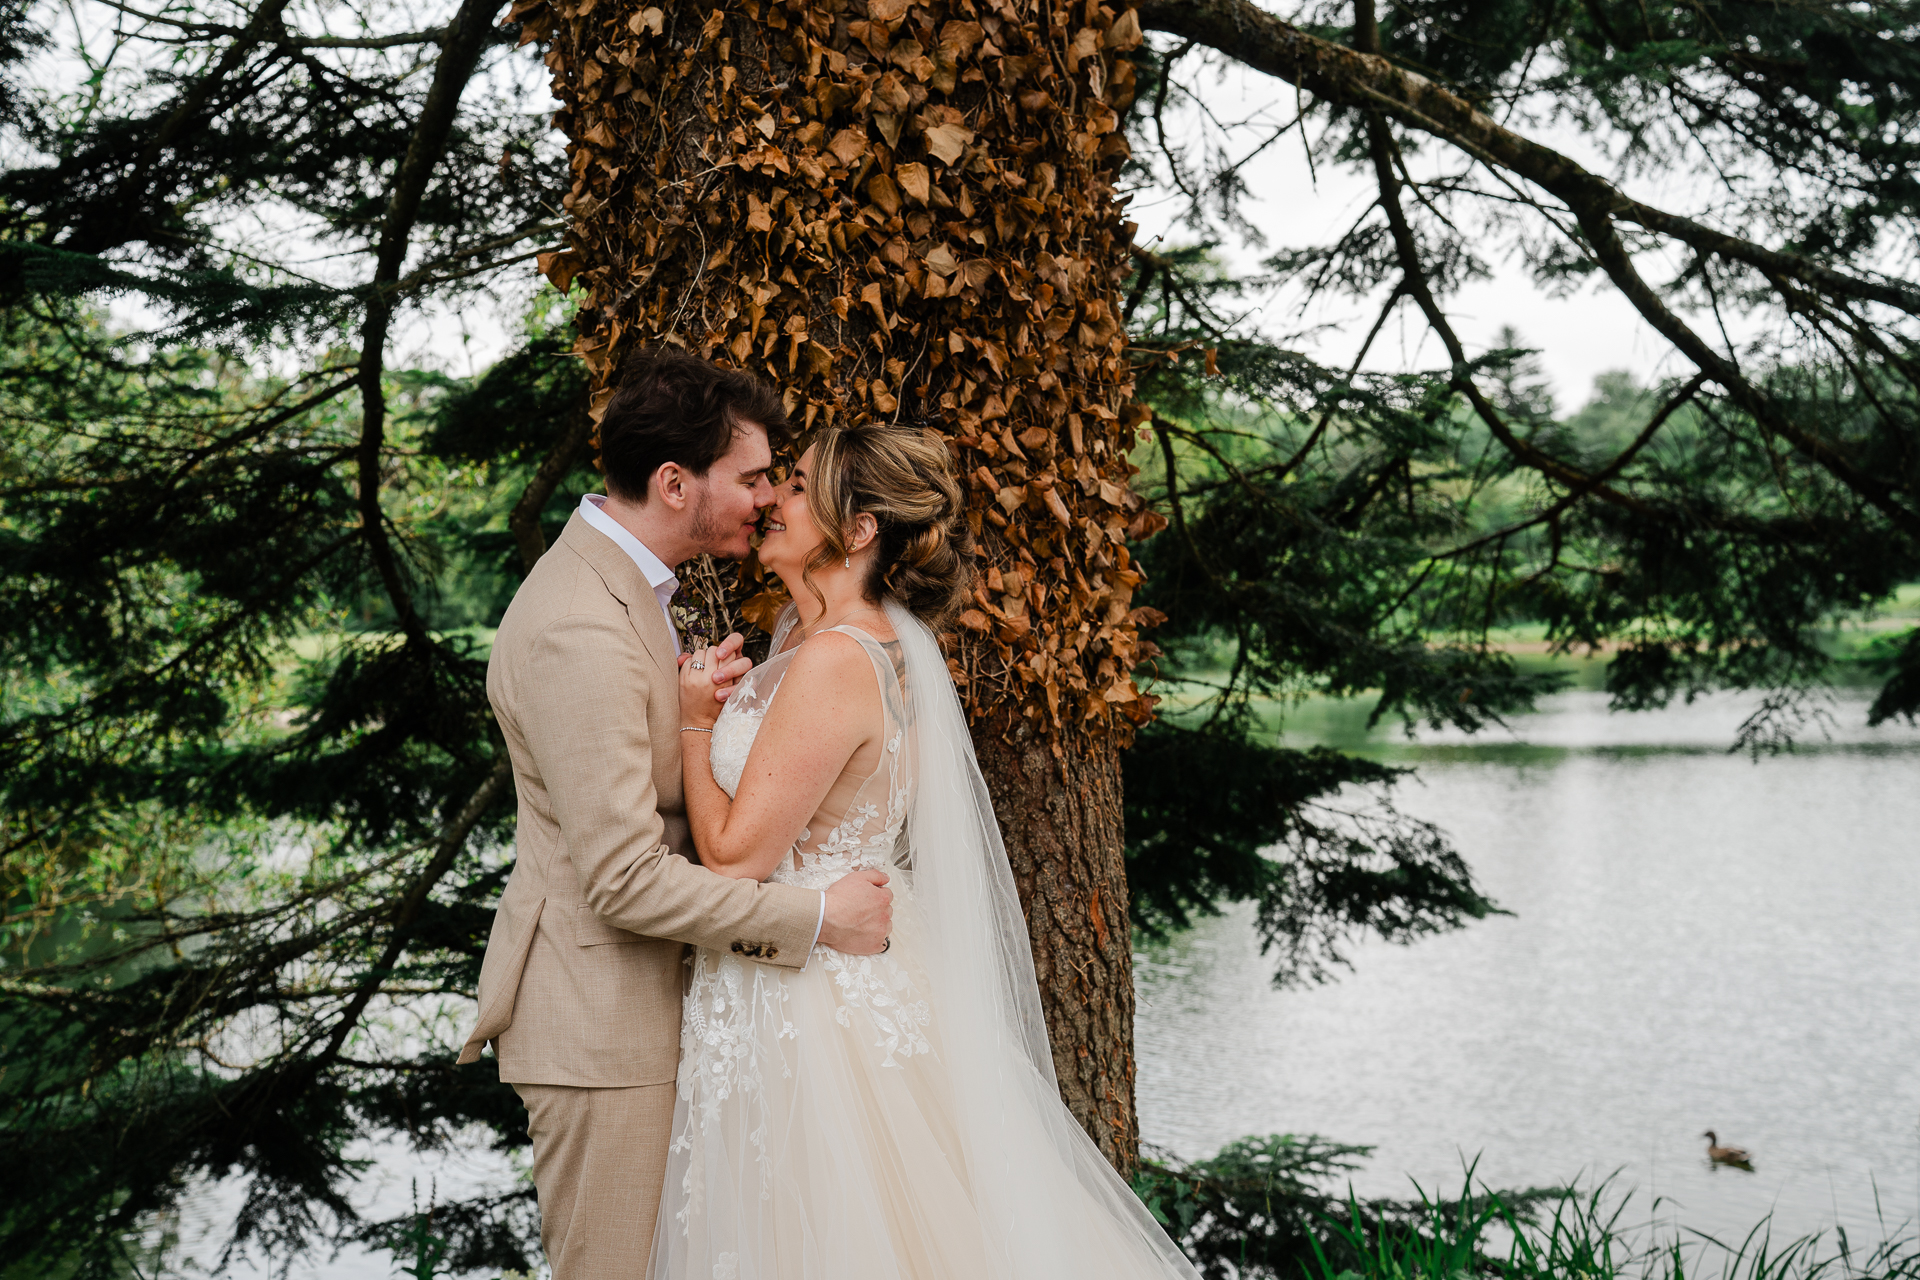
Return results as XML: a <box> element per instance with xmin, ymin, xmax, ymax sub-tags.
<box><xmin>818</xmin><ymin>869</ymin><xmax>892</xmax><ymax>954</ymax></box>
<box><xmin>680</xmin><ymin>633</ymin><xmax>757</xmax><ymax>704</ymax></box>
<box><xmin>706</xmin><ymin>632</ymin><xmax>755</xmax><ymax>703</ymax></box>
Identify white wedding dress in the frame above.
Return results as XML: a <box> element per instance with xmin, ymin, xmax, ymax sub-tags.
<box><xmin>648</xmin><ymin>601</ymin><xmax>1200</xmax><ymax>1280</ymax></box>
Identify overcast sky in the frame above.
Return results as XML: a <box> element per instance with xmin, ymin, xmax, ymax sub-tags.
<box><xmin>1119</xmin><ymin>53</ymin><xmax>1700</xmax><ymax>412</ymax></box>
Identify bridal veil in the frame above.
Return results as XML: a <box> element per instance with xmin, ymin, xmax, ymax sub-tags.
<box><xmin>884</xmin><ymin>598</ymin><xmax>1197</xmax><ymax>1279</ymax></box>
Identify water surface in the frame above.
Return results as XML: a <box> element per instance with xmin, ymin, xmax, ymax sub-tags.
<box><xmin>1136</xmin><ymin>689</ymin><xmax>1920</xmax><ymax>1248</ymax></box>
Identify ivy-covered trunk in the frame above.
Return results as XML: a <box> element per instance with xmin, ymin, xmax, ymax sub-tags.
<box><xmin>515</xmin><ymin>0</ymin><xmax>1165</xmax><ymax>1170</ymax></box>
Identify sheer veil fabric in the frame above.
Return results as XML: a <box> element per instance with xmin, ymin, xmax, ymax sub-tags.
<box><xmin>647</xmin><ymin>599</ymin><xmax>1199</xmax><ymax>1280</ymax></box>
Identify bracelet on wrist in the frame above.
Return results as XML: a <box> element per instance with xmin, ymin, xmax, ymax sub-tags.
<box><xmin>680</xmin><ymin>725</ymin><xmax>713</xmax><ymax>733</ymax></box>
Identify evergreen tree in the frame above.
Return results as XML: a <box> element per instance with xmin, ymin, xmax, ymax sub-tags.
<box><xmin>1126</xmin><ymin>0</ymin><xmax>1920</xmax><ymax>735</ymax></box>
<box><xmin>1101</xmin><ymin>0</ymin><xmax>1919</xmax><ymax>966</ymax></box>
<box><xmin>2</xmin><ymin>3</ymin><xmax>575</xmax><ymax>1271</ymax></box>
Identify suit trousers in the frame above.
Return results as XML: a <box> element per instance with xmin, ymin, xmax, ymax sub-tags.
<box><xmin>516</xmin><ymin>1081</ymin><xmax>677</xmax><ymax>1280</ymax></box>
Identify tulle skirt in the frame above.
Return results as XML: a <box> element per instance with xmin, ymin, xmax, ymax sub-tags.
<box><xmin>647</xmin><ymin>891</ymin><xmax>1197</xmax><ymax>1280</ymax></box>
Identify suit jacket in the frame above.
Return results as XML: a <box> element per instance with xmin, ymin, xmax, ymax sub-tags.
<box><xmin>458</xmin><ymin>511</ymin><xmax>821</xmax><ymax>1086</ymax></box>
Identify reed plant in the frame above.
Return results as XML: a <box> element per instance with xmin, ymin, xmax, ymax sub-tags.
<box><xmin>1137</xmin><ymin>1138</ymin><xmax>1920</xmax><ymax>1280</ymax></box>
<box><xmin>1320</xmin><ymin>1183</ymin><xmax>1919</xmax><ymax>1280</ymax></box>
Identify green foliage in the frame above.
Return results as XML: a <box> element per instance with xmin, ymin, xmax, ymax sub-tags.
<box><xmin>1121</xmin><ymin>0</ymin><xmax>1920</xmax><ymax>742</ymax></box>
<box><xmin>1134</xmin><ymin>1135</ymin><xmax>1380</xmax><ymax>1275</ymax></box>
<box><xmin>426</xmin><ymin>325</ymin><xmax>590</xmax><ymax>471</ymax></box>
<box><xmin>1120</xmin><ymin>9</ymin><xmax>1920</xmax><ymax>957</ymax></box>
<box><xmin>1128</xmin><ymin>254</ymin><xmax>1918</xmax><ymax>724</ymax></box>
<box><xmin>3</xmin><ymin>242</ymin><xmax>354</xmax><ymax>347</ymax></box>
<box><xmin>0</xmin><ymin>0</ymin><xmax>46</xmax><ymax>127</ymax></box>
<box><xmin>6</xmin><ymin>0</ymin><xmax>1919</xmax><ymax>1272</ymax></box>
<box><xmin>370</xmin><ymin>1187</ymin><xmax>540</xmax><ymax>1280</ymax></box>
<box><xmin>1315</xmin><ymin>1183</ymin><xmax>1920</xmax><ymax>1280</ymax></box>
<box><xmin>1113</xmin><ymin>233</ymin><xmax>1916</xmax><ymax>979</ymax></box>
<box><xmin>0</xmin><ymin>3</ymin><xmax>576</xmax><ymax>1269</ymax></box>
<box><xmin>1134</xmin><ymin>1136</ymin><xmax>1565</xmax><ymax>1279</ymax></box>
<box><xmin>394</xmin><ymin>1213</ymin><xmax>452</xmax><ymax>1280</ymax></box>
<box><xmin>0</xmin><ymin>0</ymin><xmax>558</xmax><ymax>321</ymax></box>
<box><xmin>1138</xmin><ymin>1141</ymin><xmax>1920</xmax><ymax>1280</ymax></box>
<box><xmin>1126</xmin><ymin>721</ymin><xmax>1500</xmax><ymax>983</ymax></box>
<box><xmin>0</xmin><ymin>290</ymin><xmax>563</xmax><ymax>1273</ymax></box>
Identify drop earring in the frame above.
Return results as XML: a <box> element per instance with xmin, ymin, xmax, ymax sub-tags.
<box><xmin>844</xmin><ymin>553</ymin><xmax>851</xmax><ymax>569</ymax></box>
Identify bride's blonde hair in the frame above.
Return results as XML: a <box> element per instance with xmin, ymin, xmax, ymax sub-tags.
<box><xmin>802</xmin><ymin>422</ymin><xmax>973</xmax><ymax>626</ymax></box>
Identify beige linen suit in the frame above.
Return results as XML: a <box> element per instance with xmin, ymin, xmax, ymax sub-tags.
<box><xmin>459</xmin><ymin>511</ymin><xmax>821</xmax><ymax>1279</ymax></box>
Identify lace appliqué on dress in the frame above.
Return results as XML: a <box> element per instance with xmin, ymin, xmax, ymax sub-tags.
<box><xmin>707</xmin><ymin>685</ymin><xmax>763</xmax><ymax>798</ymax></box>
<box><xmin>820</xmin><ymin>949</ymin><xmax>932</xmax><ymax>1067</ymax></box>
<box><xmin>766</xmin><ymin>732</ymin><xmax>909</xmax><ymax>891</ymax></box>
<box><xmin>672</xmin><ymin>950</ymin><xmax>793</xmax><ymax>1219</ymax></box>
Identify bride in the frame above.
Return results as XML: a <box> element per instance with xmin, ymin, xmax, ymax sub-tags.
<box><xmin>657</xmin><ymin>422</ymin><xmax>1200</xmax><ymax>1280</ymax></box>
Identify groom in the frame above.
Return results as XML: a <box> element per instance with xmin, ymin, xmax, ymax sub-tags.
<box><xmin>459</xmin><ymin>348</ymin><xmax>894</xmax><ymax>1279</ymax></box>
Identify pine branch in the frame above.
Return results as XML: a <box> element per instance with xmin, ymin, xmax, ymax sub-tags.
<box><xmin>0</xmin><ymin>533</ymin><xmax>357</xmax><ymax>752</ymax></box>
<box><xmin>1427</xmin><ymin>372</ymin><xmax>1709</xmax><ymax>563</ymax></box>
<box><xmin>1133</xmin><ymin>0</ymin><xmax>1920</xmax><ymax>317</ymax></box>
<box><xmin>131</xmin><ymin>0</ymin><xmax>294</xmax><ymax>191</ymax></box>
<box><xmin>1272</xmin><ymin>281</ymin><xmax>1402</xmax><ymax>485</ymax></box>
<box><xmin>316</xmin><ymin>754</ymin><xmax>512</xmax><ymax>1064</ymax></box>
<box><xmin>507</xmin><ymin>394</ymin><xmax>594</xmax><ymax>569</ymax></box>
<box><xmin>1350</xmin><ymin>101</ymin><xmax>1652</xmax><ymax>518</ymax></box>
<box><xmin>385</xmin><ymin>242</ymin><xmax>559</xmax><ymax>298</ymax></box>
<box><xmin>1572</xmin><ymin>206</ymin><xmax>1920</xmax><ymax>539</ymax></box>
<box><xmin>88</xmin><ymin>0</ymin><xmax>447</xmax><ymax>47</ymax></box>
<box><xmin>293</xmin><ymin>29</ymin><xmax>451</xmax><ymax>49</ymax></box>
<box><xmin>353</xmin><ymin>0</ymin><xmax>503</xmax><ymax>647</ymax></box>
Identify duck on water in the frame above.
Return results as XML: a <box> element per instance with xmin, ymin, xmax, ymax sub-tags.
<box><xmin>1703</xmin><ymin>1130</ymin><xmax>1755</xmax><ymax>1169</ymax></box>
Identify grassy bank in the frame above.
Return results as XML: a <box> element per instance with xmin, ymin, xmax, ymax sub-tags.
<box><xmin>1143</xmin><ymin>584</ymin><xmax>1920</xmax><ymax>759</ymax></box>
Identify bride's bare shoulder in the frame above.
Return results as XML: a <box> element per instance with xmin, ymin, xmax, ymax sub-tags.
<box><xmin>776</xmin><ymin>628</ymin><xmax>879</xmax><ymax>697</ymax></box>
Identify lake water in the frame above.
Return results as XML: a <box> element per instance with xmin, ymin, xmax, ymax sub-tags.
<box><xmin>1136</xmin><ymin>688</ymin><xmax>1920</xmax><ymax>1251</ymax></box>
<box><xmin>174</xmin><ymin>688</ymin><xmax>1920</xmax><ymax>1276</ymax></box>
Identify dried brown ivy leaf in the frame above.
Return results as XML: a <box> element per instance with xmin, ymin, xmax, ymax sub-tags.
<box><xmin>532</xmin><ymin>0</ymin><xmax>1158</xmax><ymax>747</ymax></box>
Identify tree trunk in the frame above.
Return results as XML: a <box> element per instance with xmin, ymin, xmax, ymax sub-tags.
<box><xmin>516</xmin><ymin>0</ymin><xmax>1164</xmax><ymax>1171</ymax></box>
<box><xmin>978</xmin><ymin>726</ymin><xmax>1139</xmax><ymax>1167</ymax></box>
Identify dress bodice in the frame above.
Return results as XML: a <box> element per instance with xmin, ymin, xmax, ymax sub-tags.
<box><xmin>707</xmin><ymin>606</ymin><xmax>910</xmax><ymax>891</ymax></box>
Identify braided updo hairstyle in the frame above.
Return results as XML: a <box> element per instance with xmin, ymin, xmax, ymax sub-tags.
<box><xmin>802</xmin><ymin>422</ymin><xmax>973</xmax><ymax>627</ymax></box>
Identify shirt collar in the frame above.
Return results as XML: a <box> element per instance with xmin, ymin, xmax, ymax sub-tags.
<box><xmin>578</xmin><ymin>494</ymin><xmax>679</xmax><ymax>593</ymax></box>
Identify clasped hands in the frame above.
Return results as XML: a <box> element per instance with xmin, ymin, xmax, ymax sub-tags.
<box><xmin>677</xmin><ymin>634</ymin><xmax>892</xmax><ymax>955</ymax></box>
<box><xmin>675</xmin><ymin>630</ymin><xmax>756</xmax><ymax>727</ymax></box>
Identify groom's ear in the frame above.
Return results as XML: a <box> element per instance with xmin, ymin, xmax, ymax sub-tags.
<box><xmin>653</xmin><ymin>461</ymin><xmax>690</xmax><ymax>511</ymax></box>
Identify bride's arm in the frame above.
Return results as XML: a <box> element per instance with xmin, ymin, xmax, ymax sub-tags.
<box><xmin>678</xmin><ymin>630</ymin><xmax>878</xmax><ymax>882</ymax></box>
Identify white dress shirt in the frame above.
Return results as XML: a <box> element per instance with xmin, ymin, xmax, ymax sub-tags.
<box><xmin>576</xmin><ymin>493</ymin><xmax>827</xmax><ymax>955</ymax></box>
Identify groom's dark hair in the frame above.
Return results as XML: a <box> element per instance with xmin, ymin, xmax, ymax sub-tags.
<box><xmin>599</xmin><ymin>347</ymin><xmax>790</xmax><ymax>503</ymax></box>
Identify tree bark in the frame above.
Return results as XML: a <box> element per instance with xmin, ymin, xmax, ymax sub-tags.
<box><xmin>979</xmin><ymin>727</ymin><xmax>1139</xmax><ymax>1167</ymax></box>
<box><xmin>519</xmin><ymin>0</ymin><xmax>1165</xmax><ymax>1171</ymax></box>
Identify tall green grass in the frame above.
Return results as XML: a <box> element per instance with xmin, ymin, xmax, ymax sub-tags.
<box><xmin>1313</xmin><ymin>1181</ymin><xmax>1919</xmax><ymax>1280</ymax></box>
<box><xmin>1137</xmin><ymin>1137</ymin><xmax>1920</xmax><ymax>1280</ymax></box>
